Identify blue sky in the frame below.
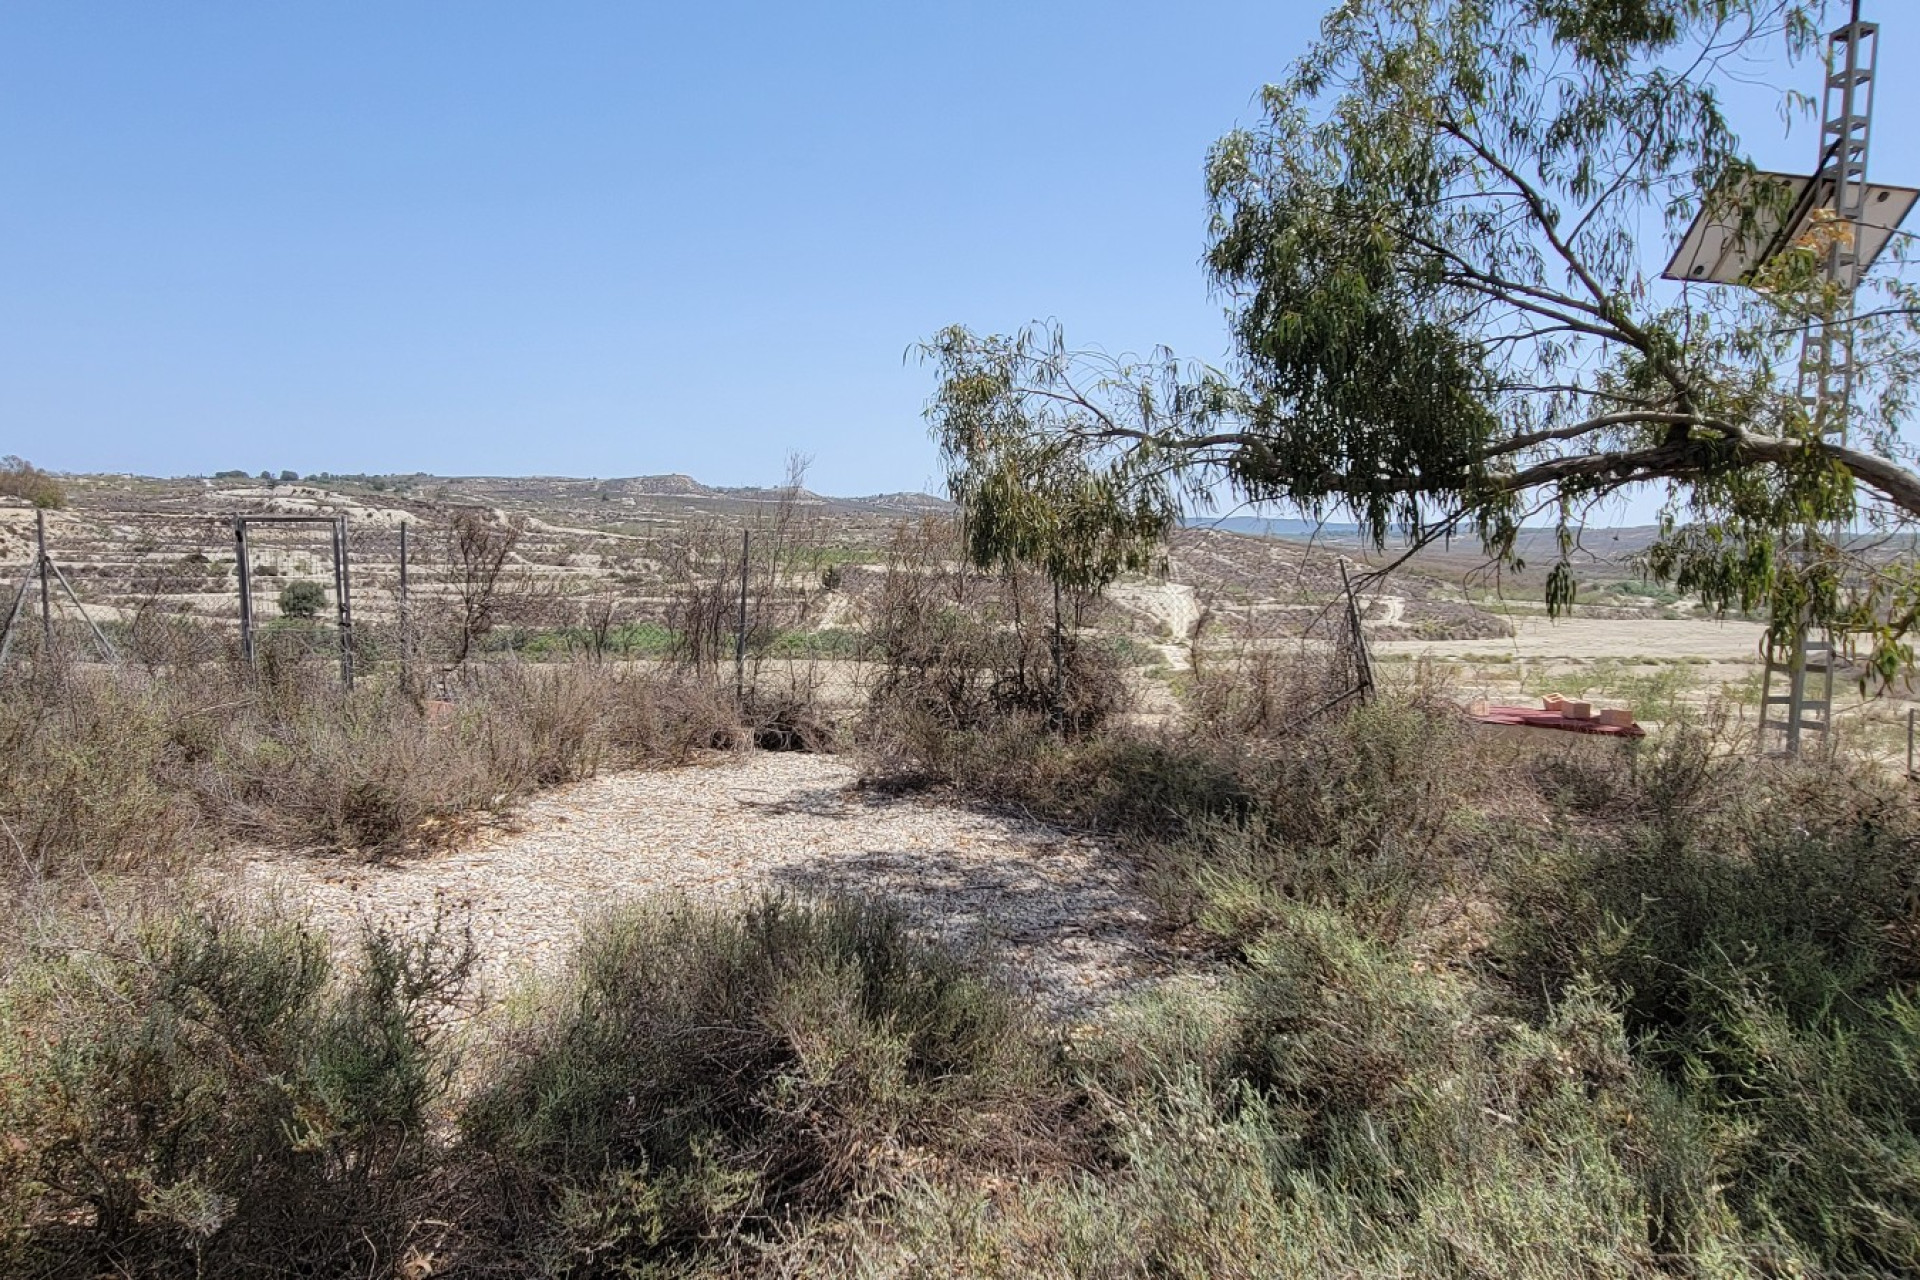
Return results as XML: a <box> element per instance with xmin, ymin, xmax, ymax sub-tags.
<box><xmin>3</xmin><ymin>2</ymin><xmax>1915</xmax><ymax>503</ymax></box>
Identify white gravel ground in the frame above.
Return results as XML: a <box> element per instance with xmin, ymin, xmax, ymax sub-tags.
<box><xmin>235</xmin><ymin>752</ymin><xmax>1168</xmax><ymax>1014</ymax></box>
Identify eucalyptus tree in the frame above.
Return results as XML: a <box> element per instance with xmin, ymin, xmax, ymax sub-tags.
<box><xmin>918</xmin><ymin>325</ymin><xmax>1174</xmax><ymax>721</ymax></box>
<box><xmin>925</xmin><ymin>0</ymin><xmax>1920</xmax><ymax>677</ymax></box>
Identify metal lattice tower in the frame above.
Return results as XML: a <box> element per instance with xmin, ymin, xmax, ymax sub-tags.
<box><xmin>1762</xmin><ymin>9</ymin><xmax>1878</xmax><ymax>756</ymax></box>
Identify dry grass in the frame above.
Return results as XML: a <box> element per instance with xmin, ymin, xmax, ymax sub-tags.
<box><xmin>6</xmin><ymin>535</ymin><xmax>1920</xmax><ymax>1277</ymax></box>
<box><xmin>0</xmin><ymin>655</ymin><xmax>743</xmax><ymax>879</ymax></box>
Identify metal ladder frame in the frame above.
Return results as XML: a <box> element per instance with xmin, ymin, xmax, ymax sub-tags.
<box><xmin>1763</xmin><ymin>13</ymin><xmax>1877</xmax><ymax>755</ymax></box>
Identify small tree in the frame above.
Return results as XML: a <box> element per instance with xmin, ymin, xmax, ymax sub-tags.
<box><xmin>277</xmin><ymin>580</ymin><xmax>327</xmax><ymax>620</ymax></box>
<box><xmin>920</xmin><ymin>329</ymin><xmax>1172</xmax><ymax>724</ymax></box>
<box><xmin>0</xmin><ymin>456</ymin><xmax>65</xmax><ymax>509</ymax></box>
<box><xmin>926</xmin><ymin>0</ymin><xmax>1920</xmax><ymax>679</ymax></box>
<box><xmin>447</xmin><ymin>509</ymin><xmax>524</xmax><ymax>664</ymax></box>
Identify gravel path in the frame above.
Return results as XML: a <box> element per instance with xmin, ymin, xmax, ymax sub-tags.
<box><xmin>236</xmin><ymin>753</ymin><xmax>1167</xmax><ymax>1014</ymax></box>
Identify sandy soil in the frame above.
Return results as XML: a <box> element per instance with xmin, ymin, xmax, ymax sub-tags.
<box><xmin>235</xmin><ymin>753</ymin><xmax>1173</xmax><ymax>1015</ymax></box>
<box><xmin>1374</xmin><ymin>615</ymin><xmax>1771</xmax><ymax>663</ymax></box>
<box><xmin>1106</xmin><ymin>579</ymin><xmax>1202</xmax><ymax>667</ymax></box>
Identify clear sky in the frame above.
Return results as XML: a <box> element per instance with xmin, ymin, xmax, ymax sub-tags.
<box><xmin>3</xmin><ymin>2</ymin><xmax>1916</xmax><ymax>501</ymax></box>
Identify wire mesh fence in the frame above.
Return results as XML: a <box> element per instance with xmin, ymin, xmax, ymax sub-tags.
<box><xmin>0</xmin><ymin>493</ymin><xmax>890</xmax><ymax>717</ymax></box>
<box><xmin>4</xmin><ymin>490</ymin><xmax>1407</xmax><ymax>738</ymax></box>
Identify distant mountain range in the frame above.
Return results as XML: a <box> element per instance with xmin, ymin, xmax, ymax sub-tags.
<box><xmin>169</xmin><ymin>468</ymin><xmax>1680</xmax><ymax>551</ymax></box>
<box><xmin>1183</xmin><ymin>515</ymin><xmax>1365</xmax><ymax>541</ymax></box>
<box><xmin>1183</xmin><ymin>514</ymin><xmax>1672</xmax><ymax>563</ymax></box>
<box><xmin>280</xmin><ymin>471</ymin><xmax>958</xmax><ymax>517</ymax></box>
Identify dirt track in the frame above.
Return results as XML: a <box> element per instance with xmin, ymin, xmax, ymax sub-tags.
<box><xmin>1374</xmin><ymin>615</ymin><xmax>1771</xmax><ymax>663</ymax></box>
<box><xmin>236</xmin><ymin>753</ymin><xmax>1171</xmax><ymax>1016</ymax></box>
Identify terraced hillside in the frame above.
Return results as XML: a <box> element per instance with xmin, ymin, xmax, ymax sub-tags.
<box><xmin>6</xmin><ymin>473</ymin><xmax>1522</xmax><ymax>657</ymax></box>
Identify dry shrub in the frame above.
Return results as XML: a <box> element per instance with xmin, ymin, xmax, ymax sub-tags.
<box><xmin>214</xmin><ymin>662</ymin><xmax>744</xmax><ymax>856</ymax></box>
<box><xmin>0</xmin><ymin>655</ymin><xmax>748</xmax><ymax>875</ymax></box>
<box><xmin>0</xmin><ymin>455</ymin><xmax>64</xmax><ymax>508</ymax></box>
<box><xmin>0</xmin><ymin>666</ymin><xmax>203</xmax><ymax>877</ymax></box>
<box><xmin>862</xmin><ymin>518</ymin><xmax>1129</xmax><ymax>746</ymax></box>
<box><xmin>0</xmin><ymin>906</ymin><xmax>473</xmax><ymax>1278</ymax></box>
<box><xmin>659</xmin><ymin>526</ymin><xmax>740</xmax><ymax>672</ymax></box>
<box><xmin>744</xmin><ymin>684</ymin><xmax>837</xmax><ymax>752</ymax></box>
<box><xmin>1183</xmin><ymin>641</ymin><xmax>1357</xmax><ymax>740</ymax></box>
<box><xmin>212</xmin><ymin>678</ymin><xmax>504</xmax><ymax>855</ymax></box>
<box><xmin>453</xmin><ymin>894</ymin><xmax>1077</xmax><ymax>1273</ymax></box>
<box><xmin>596</xmin><ymin>666</ymin><xmax>743</xmax><ymax>759</ymax></box>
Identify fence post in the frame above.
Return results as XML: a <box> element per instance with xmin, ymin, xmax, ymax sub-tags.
<box><xmin>398</xmin><ymin>521</ymin><xmax>411</xmax><ymax>689</ymax></box>
<box><xmin>234</xmin><ymin>519</ymin><xmax>255</xmax><ymax>665</ymax></box>
<box><xmin>735</xmin><ymin>528</ymin><xmax>750</xmax><ymax>701</ymax></box>
<box><xmin>336</xmin><ymin>515</ymin><xmax>354</xmax><ymax>689</ymax></box>
<box><xmin>36</xmin><ymin>509</ymin><xmax>51</xmax><ymax>655</ymax></box>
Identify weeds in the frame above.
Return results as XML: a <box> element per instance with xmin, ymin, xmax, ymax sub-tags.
<box><xmin>456</xmin><ymin>894</ymin><xmax>1078</xmax><ymax>1273</ymax></box>
<box><xmin>852</xmin><ymin>608</ymin><xmax>1920</xmax><ymax>1275</ymax></box>
<box><xmin>0</xmin><ymin>907</ymin><xmax>473</xmax><ymax>1278</ymax></box>
<box><xmin>0</xmin><ymin>658</ymin><xmax>742</xmax><ymax>873</ymax></box>
<box><xmin>7</xmin><ymin>508</ymin><xmax>1920</xmax><ymax>1274</ymax></box>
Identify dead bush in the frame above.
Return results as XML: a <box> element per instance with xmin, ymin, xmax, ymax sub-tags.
<box><xmin>0</xmin><ymin>656</ymin><xmax>751</xmax><ymax>875</ymax></box>
<box><xmin>0</xmin><ymin>666</ymin><xmax>202</xmax><ymax>878</ymax></box>
<box><xmin>860</xmin><ymin>519</ymin><xmax>1131</xmax><ymax>754</ymax></box>
<box><xmin>1184</xmin><ymin>641</ymin><xmax>1356</xmax><ymax>741</ymax></box>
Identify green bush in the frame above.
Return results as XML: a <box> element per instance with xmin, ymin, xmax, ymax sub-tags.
<box><xmin>458</xmin><ymin>894</ymin><xmax>1076</xmax><ymax>1273</ymax></box>
<box><xmin>1178</xmin><ymin>700</ymin><xmax>1491</xmax><ymax>942</ymax></box>
<box><xmin>0</xmin><ymin>908</ymin><xmax>472</xmax><ymax>1278</ymax></box>
<box><xmin>0</xmin><ymin>455</ymin><xmax>64</xmax><ymax>508</ymax></box>
<box><xmin>1500</xmin><ymin>737</ymin><xmax>1920</xmax><ymax>1273</ymax></box>
<box><xmin>276</xmin><ymin>578</ymin><xmax>328</xmax><ymax>619</ymax></box>
<box><xmin>776</xmin><ymin>921</ymin><xmax>1747</xmax><ymax>1279</ymax></box>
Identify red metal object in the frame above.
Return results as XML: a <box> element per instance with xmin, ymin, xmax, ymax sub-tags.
<box><xmin>1471</xmin><ymin>705</ymin><xmax>1647</xmax><ymax>738</ymax></box>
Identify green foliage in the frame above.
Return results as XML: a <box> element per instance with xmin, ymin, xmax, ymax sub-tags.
<box><xmin>0</xmin><ymin>455</ymin><xmax>64</xmax><ymax>509</ymax></box>
<box><xmin>922</xmin><ymin>0</ymin><xmax>1920</xmax><ymax>674</ymax></box>
<box><xmin>1600</xmin><ymin>577</ymin><xmax>1684</xmax><ymax>606</ymax></box>
<box><xmin>856</xmin><ymin>667</ymin><xmax>1920</xmax><ymax>1275</ymax></box>
<box><xmin>276</xmin><ymin>577</ymin><xmax>328</xmax><ymax>619</ymax></box>
<box><xmin>460</xmin><ymin>895</ymin><xmax>1074</xmax><ymax>1272</ymax></box>
<box><xmin>0</xmin><ymin>909</ymin><xmax>472</xmax><ymax>1278</ymax></box>
<box><xmin>1531</xmin><ymin>657</ymin><xmax>1699</xmax><ymax>721</ymax></box>
<box><xmin>1502</xmin><ymin>734</ymin><xmax>1920</xmax><ymax>1273</ymax></box>
<box><xmin>918</xmin><ymin>325</ymin><xmax>1189</xmax><ymax>590</ymax></box>
<box><xmin>766</xmin><ymin>625</ymin><xmax>866</xmax><ymax>658</ymax></box>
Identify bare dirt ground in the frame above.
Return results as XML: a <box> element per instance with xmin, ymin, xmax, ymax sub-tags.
<box><xmin>1373</xmin><ymin>614</ymin><xmax>1772</xmax><ymax>663</ymax></box>
<box><xmin>1105</xmin><ymin>579</ymin><xmax>1202</xmax><ymax>667</ymax></box>
<box><xmin>234</xmin><ymin>752</ymin><xmax>1171</xmax><ymax>1016</ymax></box>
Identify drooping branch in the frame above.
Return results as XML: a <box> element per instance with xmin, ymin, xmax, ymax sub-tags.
<box><xmin>925</xmin><ymin>0</ymin><xmax>1920</xmax><ymax>669</ymax></box>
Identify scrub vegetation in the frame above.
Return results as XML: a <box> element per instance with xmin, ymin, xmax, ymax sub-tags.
<box><xmin>8</xmin><ymin>0</ymin><xmax>1920</xmax><ymax>1273</ymax></box>
<box><xmin>5</xmin><ymin>525</ymin><xmax>1919</xmax><ymax>1277</ymax></box>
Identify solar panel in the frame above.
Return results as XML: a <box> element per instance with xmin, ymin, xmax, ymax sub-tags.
<box><xmin>1662</xmin><ymin>168</ymin><xmax>1917</xmax><ymax>285</ymax></box>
